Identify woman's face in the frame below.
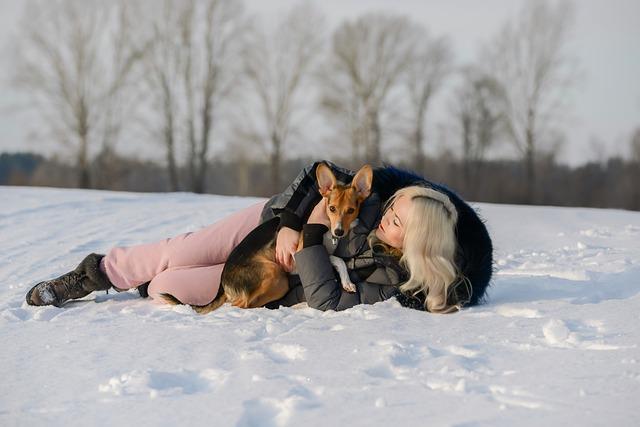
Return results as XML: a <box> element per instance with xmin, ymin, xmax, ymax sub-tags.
<box><xmin>375</xmin><ymin>195</ymin><xmax>411</xmax><ymax>249</ymax></box>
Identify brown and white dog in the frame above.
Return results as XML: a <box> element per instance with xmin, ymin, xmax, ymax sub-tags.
<box><xmin>160</xmin><ymin>163</ymin><xmax>373</xmax><ymax>313</ymax></box>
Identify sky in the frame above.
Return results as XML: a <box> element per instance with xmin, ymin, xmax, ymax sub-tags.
<box><xmin>0</xmin><ymin>0</ymin><xmax>639</xmax><ymax>166</ymax></box>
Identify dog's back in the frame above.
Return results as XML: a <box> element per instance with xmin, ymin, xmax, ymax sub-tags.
<box><xmin>220</xmin><ymin>217</ymin><xmax>289</xmax><ymax>309</ymax></box>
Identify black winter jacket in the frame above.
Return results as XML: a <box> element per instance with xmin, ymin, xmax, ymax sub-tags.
<box><xmin>260</xmin><ymin>161</ymin><xmax>493</xmax><ymax>311</ymax></box>
<box><xmin>261</xmin><ymin>161</ymin><xmax>409</xmax><ymax>311</ymax></box>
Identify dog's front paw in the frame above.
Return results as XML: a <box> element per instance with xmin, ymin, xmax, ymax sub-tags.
<box><xmin>341</xmin><ymin>281</ymin><xmax>357</xmax><ymax>293</ymax></box>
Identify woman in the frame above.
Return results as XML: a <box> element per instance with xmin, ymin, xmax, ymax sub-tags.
<box><xmin>25</xmin><ymin>161</ymin><xmax>492</xmax><ymax>313</ymax></box>
<box><xmin>271</xmin><ymin>184</ymin><xmax>470</xmax><ymax>313</ymax></box>
<box><xmin>262</xmin><ymin>161</ymin><xmax>492</xmax><ymax>312</ymax></box>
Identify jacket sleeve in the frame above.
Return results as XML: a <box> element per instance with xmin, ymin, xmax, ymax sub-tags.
<box><xmin>263</xmin><ymin>284</ymin><xmax>306</xmax><ymax>309</ymax></box>
<box><xmin>294</xmin><ymin>245</ymin><xmax>399</xmax><ymax>311</ymax></box>
<box><xmin>262</xmin><ymin>161</ymin><xmax>355</xmax><ymax>231</ymax></box>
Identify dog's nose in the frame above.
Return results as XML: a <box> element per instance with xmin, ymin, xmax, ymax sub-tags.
<box><xmin>334</xmin><ymin>228</ymin><xmax>344</xmax><ymax>237</ymax></box>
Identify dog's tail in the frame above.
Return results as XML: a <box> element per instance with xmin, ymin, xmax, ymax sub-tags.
<box><xmin>158</xmin><ymin>289</ymin><xmax>227</xmax><ymax>315</ymax></box>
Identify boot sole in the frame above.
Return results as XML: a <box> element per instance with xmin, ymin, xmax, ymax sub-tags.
<box><xmin>25</xmin><ymin>282</ymin><xmax>63</xmax><ymax>307</ymax></box>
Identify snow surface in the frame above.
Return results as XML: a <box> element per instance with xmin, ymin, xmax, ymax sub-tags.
<box><xmin>1</xmin><ymin>186</ymin><xmax>639</xmax><ymax>426</ymax></box>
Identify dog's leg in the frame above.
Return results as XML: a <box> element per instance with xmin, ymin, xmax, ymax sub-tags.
<box><xmin>330</xmin><ymin>255</ymin><xmax>356</xmax><ymax>293</ymax></box>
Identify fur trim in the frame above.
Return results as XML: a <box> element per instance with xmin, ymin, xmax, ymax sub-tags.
<box><xmin>76</xmin><ymin>253</ymin><xmax>113</xmax><ymax>292</ymax></box>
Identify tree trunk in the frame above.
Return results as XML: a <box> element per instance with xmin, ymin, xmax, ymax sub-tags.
<box><xmin>192</xmin><ymin>89</ymin><xmax>213</xmax><ymax>194</ymax></box>
<box><xmin>193</xmin><ymin>156</ymin><xmax>207</xmax><ymax>194</ymax></box>
<box><xmin>413</xmin><ymin>121</ymin><xmax>425</xmax><ymax>175</ymax></box>
<box><xmin>77</xmin><ymin>149</ymin><xmax>91</xmax><ymax>189</ymax></box>
<box><xmin>351</xmin><ymin>131</ymin><xmax>358</xmax><ymax>166</ymax></box>
<box><xmin>525</xmin><ymin>130</ymin><xmax>535</xmax><ymax>204</ymax></box>
<box><xmin>166</xmin><ymin>142</ymin><xmax>179</xmax><ymax>192</ymax></box>
<box><xmin>413</xmin><ymin>99</ymin><xmax>429</xmax><ymax>175</ymax></box>
<box><xmin>237</xmin><ymin>156</ymin><xmax>250</xmax><ymax>196</ymax></box>
<box><xmin>77</xmin><ymin>105</ymin><xmax>91</xmax><ymax>189</ymax></box>
<box><xmin>524</xmin><ymin>103</ymin><xmax>537</xmax><ymax>204</ymax></box>
<box><xmin>271</xmin><ymin>132</ymin><xmax>282</xmax><ymax>193</ymax></box>
<box><xmin>462</xmin><ymin>116</ymin><xmax>472</xmax><ymax>193</ymax></box>
<box><xmin>633</xmin><ymin>163</ymin><xmax>640</xmax><ymax>210</ymax></box>
<box><xmin>164</xmin><ymin>121</ymin><xmax>179</xmax><ymax>192</ymax></box>
<box><xmin>163</xmin><ymin>81</ymin><xmax>179</xmax><ymax>192</ymax></box>
<box><xmin>368</xmin><ymin>112</ymin><xmax>381</xmax><ymax>165</ymax></box>
<box><xmin>187</xmin><ymin>126</ymin><xmax>197</xmax><ymax>192</ymax></box>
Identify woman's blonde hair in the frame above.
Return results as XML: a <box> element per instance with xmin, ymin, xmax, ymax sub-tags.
<box><xmin>384</xmin><ymin>186</ymin><xmax>470</xmax><ymax>313</ymax></box>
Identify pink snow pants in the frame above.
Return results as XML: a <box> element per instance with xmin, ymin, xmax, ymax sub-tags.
<box><xmin>99</xmin><ymin>200</ymin><xmax>267</xmax><ymax>306</ymax></box>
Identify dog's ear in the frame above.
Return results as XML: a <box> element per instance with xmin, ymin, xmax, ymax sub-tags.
<box><xmin>351</xmin><ymin>164</ymin><xmax>372</xmax><ymax>200</ymax></box>
<box><xmin>316</xmin><ymin>163</ymin><xmax>336</xmax><ymax>197</ymax></box>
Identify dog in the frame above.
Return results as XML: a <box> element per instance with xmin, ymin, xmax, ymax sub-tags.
<box><xmin>313</xmin><ymin>163</ymin><xmax>374</xmax><ymax>293</ymax></box>
<box><xmin>161</xmin><ymin>163</ymin><xmax>373</xmax><ymax>314</ymax></box>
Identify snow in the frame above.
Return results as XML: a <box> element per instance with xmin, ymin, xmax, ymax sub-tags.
<box><xmin>1</xmin><ymin>185</ymin><xmax>639</xmax><ymax>426</ymax></box>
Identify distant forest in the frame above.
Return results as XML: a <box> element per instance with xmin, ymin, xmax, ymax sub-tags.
<box><xmin>3</xmin><ymin>0</ymin><xmax>639</xmax><ymax>211</ymax></box>
<box><xmin>2</xmin><ymin>152</ymin><xmax>639</xmax><ymax>211</ymax></box>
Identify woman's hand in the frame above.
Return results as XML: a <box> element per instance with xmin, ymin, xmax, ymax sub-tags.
<box><xmin>276</xmin><ymin>226</ymin><xmax>300</xmax><ymax>272</ymax></box>
<box><xmin>307</xmin><ymin>198</ymin><xmax>330</xmax><ymax>227</ymax></box>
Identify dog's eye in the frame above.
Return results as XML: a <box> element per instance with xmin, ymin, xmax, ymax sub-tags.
<box><xmin>329</xmin><ymin>206</ymin><xmax>337</xmax><ymax>213</ymax></box>
<box><xmin>346</xmin><ymin>208</ymin><xmax>355</xmax><ymax>214</ymax></box>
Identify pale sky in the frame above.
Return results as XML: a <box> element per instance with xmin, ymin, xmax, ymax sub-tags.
<box><xmin>1</xmin><ymin>0</ymin><xmax>639</xmax><ymax>166</ymax></box>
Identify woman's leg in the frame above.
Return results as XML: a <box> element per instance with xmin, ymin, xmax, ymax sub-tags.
<box><xmin>146</xmin><ymin>264</ymin><xmax>224</xmax><ymax>306</ymax></box>
<box><xmin>26</xmin><ymin>253</ymin><xmax>112</xmax><ymax>307</ymax></box>
<box><xmin>101</xmin><ymin>200</ymin><xmax>266</xmax><ymax>291</ymax></box>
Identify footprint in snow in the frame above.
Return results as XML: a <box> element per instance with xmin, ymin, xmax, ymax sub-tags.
<box><xmin>240</xmin><ymin>343</ymin><xmax>308</xmax><ymax>363</ymax></box>
<box><xmin>542</xmin><ymin>319</ymin><xmax>620</xmax><ymax>350</ymax></box>
<box><xmin>236</xmin><ymin>385</ymin><xmax>320</xmax><ymax>427</ymax></box>
<box><xmin>98</xmin><ymin>368</ymin><xmax>229</xmax><ymax>398</ymax></box>
<box><xmin>579</xmin><ymin>228</ymin><xmax>612</xmax><ymax>238</ymax></box>
<box><xmin>496</xmin><ymin>306</ymin><xmax>541</xmax><ymax>319</ymax></box>
<box><xmin>267</xmin><ymin>343</ymin><xmax>307</xmax><ymax>362</ymax></box>
<box><xmin>31</xmin><ymin>306</ymin><xmax>65</xmax><ymax>322</ymax></box>
<box><xmin>1</xmin><ymin>307</ymin><xmax>31</xmax><ymax>322</ymax></box>
<box><xmin>487</xmin><ymin>384</ymin><xmax>546</xmax><ymax>410</ymax></box>
<box><xmin>446</xmin><ymin>345</ymin><xmax>481</xmax><ymax>358</ymax></box>
<box><xmin>363</xmin><ymin>340</ymin><xmax>429</xmax><ymax>381</ymax></box>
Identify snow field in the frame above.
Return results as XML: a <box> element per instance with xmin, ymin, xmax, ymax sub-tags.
<box><xmin>1</xmin><ymin>186</ymin><xmax>639</xmax><ymax>426</ymax></box>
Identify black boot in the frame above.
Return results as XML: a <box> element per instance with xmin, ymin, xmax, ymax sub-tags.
<box><xmin>26</xmin><ymin>253</ymin><xmax>113</xmax><ymax>307</ymax></box>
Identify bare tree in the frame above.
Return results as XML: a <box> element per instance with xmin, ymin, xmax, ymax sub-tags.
<box><xmin>449</xmin><ymin>67</ymin><xmax>506</xmax><ymax>192</ymax></box>
<box><xmin>405</xmin><ymin>29</ymin><xmax>452</xmax><ymax>174</ymax></box>
<box><xmin>320</xmin><ymin>14</ymin><xmax>415</xmax><ymax>165</ymax></box>
<box><xmin>630</xmin><ymin>128</ymin><xmax>640</xmax><ymax>163</ymax></box>
<box><xmin>140</xmin><ymin>0</ymin><xmax>186</xmax><ymax>191</ymax></box>
<box><xmin>97</xmin><ymin>3</ymin><xmax>150</xmax><ymax>190</ymax></box>
<box><xmin>483</xmin><ymin>0</ymin><xmax>577</xmax><ymax>203</ymax></box>
<box><xmin>13</xmin><ymin>0</ymin><xmax>145</xmax><ymax>188</ymax></box>
<box><xmin>238</xmin><ymin>3</ymin><xmax>325</xmax><ymax>191</ymax></box>
<box><xmin>137</xmin><ymin>0</ymin><xmax>245</xmax><ymax>193</ymax></box>
<box><xmin>630</xmin><ymin>127</ymin><xmax>640</xmax><ymax>210</ymax></box>
<box><xmin>181</xmin><ymin>0</ymin><xmax>245</xmax><ymax>194</ymax></box>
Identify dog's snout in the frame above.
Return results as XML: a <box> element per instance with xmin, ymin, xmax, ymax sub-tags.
<box><xmin>333</xmin><ymin>228</ymin><xmax>344</xmax><ymax>237</ymax></box>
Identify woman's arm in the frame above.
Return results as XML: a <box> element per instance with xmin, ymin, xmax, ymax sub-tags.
<box><xmin>294</xmin><ymin>244</ymin><xmax>400</xmax><ymax>311</ymax></box>
<box><xmin>294</xmin><ymin>201</ymin><xmax>399</xmax><ymax>311</ymax></box>
<box><xmin>270</xmin><ymin>161</ymin><xmax>355</xmax><ymax>272</ymax></box>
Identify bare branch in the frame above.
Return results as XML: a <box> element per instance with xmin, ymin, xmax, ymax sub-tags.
<box><xmin>481</xmin><ymin>0</ymin><xmax>578</xmax><ymax>202</ymax></box>
<box><xmin>236</xmin><ymin>2</ymin><xmax>325</xmax><ymax>190</ymax></box>
<box><xmin>320</xmin><ymin>13</ymin><xmax>415</xmax><ymax>165</ymax></box>
<box><xmin>13</xmin><ymin>0</ymin><xmax>145</xmax><ymax>188</ymax></box>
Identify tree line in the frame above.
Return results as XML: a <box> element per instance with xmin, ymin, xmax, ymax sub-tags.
<box><xmin>2</xmin><ymin>150</ymin><xmax>640</xmax><ymax>212</ymax></box>
<box><xmin>7</xmin><ymin>0</ymin><xmax>639</xmax><ymax>207</ymax></box>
